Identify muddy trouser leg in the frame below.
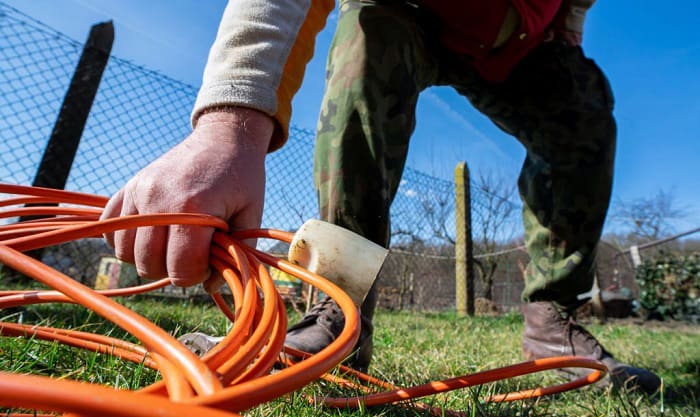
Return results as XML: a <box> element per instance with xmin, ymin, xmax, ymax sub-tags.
<box><xmin>453</xmin><ymin>42</ymin><xmax>617</xmax><ymax>309</ymax></box>
<box><xmin>313</xmin><ymin>0</ymin><xmax>438</xmax><ymax>368</ymax></box>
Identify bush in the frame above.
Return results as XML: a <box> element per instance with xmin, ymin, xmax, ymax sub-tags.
<box><xmin>636</xmin><ymin>251</ymin><xmax>699</xmax><ymax>321</ymax></box>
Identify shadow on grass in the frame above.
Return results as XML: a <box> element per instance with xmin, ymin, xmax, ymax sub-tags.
<box><xmin>4</xmin><ymin>298</ymin><xmax>192</xmax><ymax>338</ymax></box>
<box><xmin>306</xmin><ymin>381</ymin><xmax>541</xmax><ymax>417</ymax></box>
<box><xmin>662</xmin><ymin>358</ymin><xmax>700</xmax><ymax>409</ymax></box>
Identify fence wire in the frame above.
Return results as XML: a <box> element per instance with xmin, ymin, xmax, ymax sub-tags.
<box><xmin>0</xmin><ymin>2</ymin><xmax>530</xmax><ymax>311</ymax></box>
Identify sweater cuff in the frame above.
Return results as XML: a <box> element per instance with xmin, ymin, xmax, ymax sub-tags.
<box><xmin>191</xmin><ymin>81</ymin><xmax>286</xmax><ymax>152</ymax></box>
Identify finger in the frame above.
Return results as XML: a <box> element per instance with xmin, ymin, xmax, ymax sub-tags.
<box><xmin>230</xmin><ymin>200</ymin><xmax>264</xmax><ymax>249</ymax></box>
<box><xmin>133</xmin><ymin>225</ymin><xmax>168</xmax><ymax>279</ymax></box>
<box><xmin>203</xmin><ymin>270</ymin><xmax>225</xmax><ymax>294</ymax></box>
<box><xmin>100</xmin><ymin>188</ymin><xmax>125</xmax><ymax>248</ymax></box>
<box><xmin>113</xmin><ymin>190</ymin><xmax>138</xmax><ymax>264</ymax></box>
<box><xmin>166</xmin><ymin>224</ymin><xmax>215</xmax><ymax>287</ymax></box>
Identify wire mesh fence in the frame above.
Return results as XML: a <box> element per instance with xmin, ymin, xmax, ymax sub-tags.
<box><xmin>0</xmin><ymin>2</ymin><xmax>533</xmax><ymax>311</ymax></box>
<box><xmin>596</xmin><ymin>230</ymin><xmax>700</xmax><ymax>298</ymax></box>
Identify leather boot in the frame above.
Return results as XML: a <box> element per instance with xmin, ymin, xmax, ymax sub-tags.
<box><xmin>178</xmin><ymin>332</ymin><xmax>223</xmax><ymax>357</ymax></box>
<box><xmin>284</xmin><ymin>284</ymin><xmax>377</xmax><ymax>372</ymax></box>
<box><xmin>522</xmin><ymin>302</ymin><xmax>661</xmax><ymax>393</ymax></box>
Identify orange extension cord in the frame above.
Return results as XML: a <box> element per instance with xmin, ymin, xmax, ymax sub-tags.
<box><xmin>0</xmin><ymin>183</ymin><xmax>607</xmax><ymax>417</ymax></box>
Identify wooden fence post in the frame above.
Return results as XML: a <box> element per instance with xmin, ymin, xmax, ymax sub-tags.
<box><xmin>454</xmin><ymin>162</ymin><xmax>474</xmax><ymax>316</ymax></box>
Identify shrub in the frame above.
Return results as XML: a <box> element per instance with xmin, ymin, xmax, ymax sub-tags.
<box><xmin>636</xmin><ymin>251</ymin><xmax>699</xmax><ymax>321</ymax></box>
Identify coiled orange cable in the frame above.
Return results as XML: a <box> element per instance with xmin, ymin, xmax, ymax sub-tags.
<box><xmin>0</xmin><ymin>183</ymin><xmax>607</xmax><ymax>417</ymax></box>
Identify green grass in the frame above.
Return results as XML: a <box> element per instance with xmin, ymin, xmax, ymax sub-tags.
<box><xmin>1</xmin><ymin>293</ymin><xmax>698</xmax><ymax>417</ymax></box>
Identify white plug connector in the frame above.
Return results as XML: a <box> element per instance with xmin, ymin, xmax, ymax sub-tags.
<box><xmin>288</xmin><ymin>220</ymin><xmax>389</xmax><ymax>307</ymax></box>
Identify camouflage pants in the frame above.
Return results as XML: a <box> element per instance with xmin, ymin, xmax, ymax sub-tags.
<box><xmin>314</xmin><ymin>0</ymin><xmax>616</xmax><ymax>310</ymax></box>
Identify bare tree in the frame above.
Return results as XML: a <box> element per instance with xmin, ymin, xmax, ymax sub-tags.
<box><xmin>612</xmin><ymin>189</ymin><xmax>688</xmax><ymax>243</ymax></box>
<box><xmin>416</xmin><ymin>170</ymin><xmax>520</xmax><ymax>300</ymax></box>
<box><xmin>471</xmin><ymin>171</ymin><xmax>520</xmax><ymax>300</ymax></box>
<box><xmin>386</xmin><ymin>170</ymin><xmax>520</xmax><ymax>304</ymax></box>
<box><xmin>280</xmin><ymin>189</ymin><xmax>316</xmax><ymax>226</ymax></box>
<box><xmin>421</xmin><ymin>192</ymin><xmax>455</xmax><ymax>245</ymax></box>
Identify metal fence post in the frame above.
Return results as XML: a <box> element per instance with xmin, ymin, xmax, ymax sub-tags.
<box><xmin>32</xmin><ymin>21</ymin><xmax>114</xmax><ymax>190</ymax></box>
<box><xmin>454</xmin><ymin>162</ymin><xmax>474</xmax><ymax>316</ymax></box>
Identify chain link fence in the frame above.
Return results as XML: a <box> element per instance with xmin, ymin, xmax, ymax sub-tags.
<box><xmin>596</xmin><ymin>229</ymin><xmax>700</xmax><ymax>302</ymax></box>
<box><xmin>1</xmin><ymin>2</ymin><xmax>531</xmax><ymax>311</ymax></box>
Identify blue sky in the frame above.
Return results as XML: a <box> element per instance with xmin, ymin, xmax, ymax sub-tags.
<box><xmin>5</xmin><ymin>0</ymin><xmax>700</xmax><ymax>233</ymax></box>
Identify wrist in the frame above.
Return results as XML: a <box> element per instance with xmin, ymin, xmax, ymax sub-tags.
<box><xmin>194</xmin><ymin>106</ymin><xmax>274</xmax><ymax>154</ymax></box>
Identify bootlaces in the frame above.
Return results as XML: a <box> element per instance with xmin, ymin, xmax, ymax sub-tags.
<box><xmin>288</xmin><ymin>298</ymin><xmax>343</xmax><ymax>331</ymax></box>
<box><xmin>305</xmin><ymin>298</ymin><xmax>341</xmax><ymax>319</ymax></box>
<box><xmin>564</xmin><ymin>315</ymin><xmax>608</xmax><ymax>358</ymax></box>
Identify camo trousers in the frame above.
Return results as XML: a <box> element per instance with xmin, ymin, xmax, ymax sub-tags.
<box><xmin>314</xmin><ymin>0</ymin><xmax>616</xmax><ymax>310</ymax></box>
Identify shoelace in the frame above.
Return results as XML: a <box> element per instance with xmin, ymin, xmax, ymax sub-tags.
<box><xmin>564</xmin><ymin>315</ymin><xmax>605</xmax><ymax>359</ymax></box>
<box><xmin>305</xmin><ymin>298</ymin><xmax>341</xmax><ymax>321</ymax></box>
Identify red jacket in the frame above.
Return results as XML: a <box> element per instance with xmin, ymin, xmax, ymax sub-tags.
<box><xmin>416</xmin><ymin>0</ymin><xmax>591</xmax><ymax>81</ymax></box>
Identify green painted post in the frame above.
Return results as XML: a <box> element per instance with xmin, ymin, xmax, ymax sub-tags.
<box><xmin>454</xmin><ymin>162</ymin><xmax>474</xmax><ymax>316</ymax></box>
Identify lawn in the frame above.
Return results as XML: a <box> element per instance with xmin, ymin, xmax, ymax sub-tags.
<box><xmin>1</xmin><ymin>293</ymin><xmax>698</xmax><ymax>417</ymax></box>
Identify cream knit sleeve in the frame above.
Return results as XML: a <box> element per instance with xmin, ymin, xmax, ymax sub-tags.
<box><xmin>192</xmin><ymin>0</ymin><xmax>335</xmax><ymax>150</ymax></box>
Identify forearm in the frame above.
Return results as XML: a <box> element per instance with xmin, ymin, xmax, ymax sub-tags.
<box><xmin>563</xmin><ymin>0</ymin><xmax>596</xmax><ymax>33</ymax></box>
<box><xmin>192</xmin><ymin>0</ymin><xmax>335</xmax><ymax>151</ymax></box>
<box><xmin>551</xmin><ymin>0</ymin><xmax>596</xmax><ymax>45</ymax></box>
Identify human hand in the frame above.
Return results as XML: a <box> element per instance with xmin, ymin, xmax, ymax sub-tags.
<box><xmin>101</xmin><ymin>107</ymin><xmax>273</xmax><ymax>287</ymax></box>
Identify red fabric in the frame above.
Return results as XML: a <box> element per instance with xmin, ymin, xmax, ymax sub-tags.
<box><xmin>416</xmin><ymin>0</ymin><xmax>564</xmax><ymax>81</ymax></box>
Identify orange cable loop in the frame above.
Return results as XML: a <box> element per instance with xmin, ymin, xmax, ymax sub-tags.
<box><xmin>0</xmin><ymin>183</ymin><xmax>607</xmax><ymax>416</ymax></box>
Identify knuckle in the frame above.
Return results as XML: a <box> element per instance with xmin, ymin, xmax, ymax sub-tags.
<box><xmin>170</xmin><ymin>266</ymin><xmax>210</xmax><ymax>288</ymax></box>
<box><xmin>135</xmin><ymin>180</ymin><xmax>161</xmax><ymax>205</ymax></box>
<box><xmin>136</xmin><ymin>266</ymin><xmax>166</xmax><ymax>280</ymax></box>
